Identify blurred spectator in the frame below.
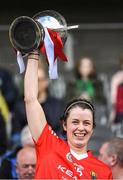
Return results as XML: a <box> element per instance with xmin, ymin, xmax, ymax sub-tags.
<box><xmin>109</xmin><ymin>55</ymin><xmax>123</xmax><ymax>135</ymax></box>
<box><xmin>0</xmin><ymin>91</ymin><xmax>10</xmax><ymax>123</ymax></box>
<box><xmin>20</xmin><ymin>125</ymin><xmax>34</xmax><ymax>147</ymax></box>
<box><xmin>16</xmin><ymin>146</ymin><xmax>36</xmax><ymax>180</ymax></box>
<box><xmin>48</xmin><ymin>75</ymin><xmax>67</xmax><ymax>100</ymax></box>
<box><xmin>0</xmin><ymin>125</ymin><xmax>34</xmax><ymax>179</ymax></box>
<box><xmin>99</xmin><ymin>137</ymin><xmax>123</xmax><ymax>179</ymax></box>
<box><xmin>0</xmin><ymin>145</ymin><xmax>21</xmax><ymax>179</ymax></box>
<box><xmin>0</xmin><ymin>67</ymin><xmax>18</xmax><ymax>112</ymax></box>
<box><xmin>0</xmin><ymin>66</ymin><xmax>24</xmax><ymax>147</ymax></box>
<box><xmin>0</xmin><ymin>112</ymin><xmax>7</xmax><ymax>156</ymax></box>
<box><xmin>75</xmin><ymin>56</ymin><xmax>96</xmax><ymax>100</ymax></box>
<box><xmin>0</xmin><ymin>91</ymin><xmax>10</xmax><ymax>154</ymax></box>
<box><xmin>66</xmin><ymin>56</ymin><xmax>106</xmax><ymax>104</ymax></box>
<box><xmin>37</xmin><ymin>61</ymin><xmax>65</xmax><ymax>136</ymax></box>
<box><xmin>10</xmin><ymin>97</ymin><xmax>27</xmax><ymax>146</ymax></box>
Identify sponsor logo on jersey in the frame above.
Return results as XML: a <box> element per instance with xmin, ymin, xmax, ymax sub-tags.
<box><xmin>90</xmin><ymin>170</ymin><xmax>97</xmax><ymax>179</ymax></box>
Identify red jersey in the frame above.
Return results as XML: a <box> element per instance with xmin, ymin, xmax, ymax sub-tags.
<box><xmin>116</xmin><ymin>83</ymin><xmax>123</xmax><ymax>112</ymax></box>
<box><xmin>34</xmin><ymin>124</ymin><xmax>112</xmax><ymax>179</ymax></box>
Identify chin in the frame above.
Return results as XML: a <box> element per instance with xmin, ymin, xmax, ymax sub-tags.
<box><xmin>75</xmin><ymin>143</ymin><xmax>84</xmax><ymax>148</ymax></box>
<box><xmin>75</xmin><ymin>140</ymin><xmax>87</xmax><ymax>148</ymax></box>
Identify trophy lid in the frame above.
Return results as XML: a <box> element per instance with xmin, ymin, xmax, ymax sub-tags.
<box><xmin>33</xmin><ymin>10</ymin><xmax>68</xmax><ymax>45</ymax></box>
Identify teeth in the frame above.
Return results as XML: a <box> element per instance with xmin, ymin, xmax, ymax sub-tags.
<box><xmin>75</xmin><ymin>133</ymin><xmax>85</xmax><ymax>137</ymax></box>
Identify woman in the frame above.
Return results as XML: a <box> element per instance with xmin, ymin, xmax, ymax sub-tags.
<box><xmin>24</xmin><ymin>50</ymin><xmax>112</xmax><ymax>179</ymax></box>
<box><xmin>75</xmin><ymin>56</ymin><xmax>96</xmax><ymax>100</ymax></box>
<box><xmin>74</xmin><ymin>56</ymin><xmax>106</xmax><ymax>104</ymax></box>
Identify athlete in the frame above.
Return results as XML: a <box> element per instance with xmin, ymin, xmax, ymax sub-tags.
<box><xmin>24</xmin><ymin>50</ymin><xmax>113</xmax><ymax>179</ymax></box>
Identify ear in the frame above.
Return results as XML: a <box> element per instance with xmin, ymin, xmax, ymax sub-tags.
<box><xmin>16</xmin><ymin>164</ymin><xmax>19</xmax><ymax>175</ymax></box>
<box><xmin>110</xmin><ymin>154</ymin><xmax>117</xmax><ymax>166</ymax></box>
<box><xmin>62</xmin><ymin>121</ymin><xmax>67</xmax><ymax>131</ymax></box>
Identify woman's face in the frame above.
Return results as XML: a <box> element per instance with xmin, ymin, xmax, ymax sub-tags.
<box><xmin>63</xmin><ymin>106</ymin><xmax>93</xmax><ymax>152</ymax></box>
<box><xmin>79</xmin><ymin>58</ymin><xmax>94</xmax><ymax>78</ymax></box>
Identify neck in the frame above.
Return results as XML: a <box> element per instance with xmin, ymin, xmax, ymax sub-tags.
<box><xmin>81</xmin><ymin>76</ymin><xmax>88</xmax><ymax>81</ymax></box>
<box><xmin>112</xmin><ymin>165</ymin><xmax>123</xmax><ymax>179</ymax></box>
<box><xmin>68</xmin><ymin>142</ymin><xmax>87</xmax><ymax>154</ymax></box>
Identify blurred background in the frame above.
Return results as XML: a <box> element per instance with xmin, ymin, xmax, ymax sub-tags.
<box><xmin>0</xmin><ymin>0</ymin><xmax>123</xmax><ymax>158</ymax></box>
<box><xmin>1</xmin><ymin>0</ymin><xmax>123</xmax><ymax>75</ymax></box>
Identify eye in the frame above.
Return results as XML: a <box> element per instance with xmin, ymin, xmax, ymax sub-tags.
<box><xmin>32</xmin><ymin>165</ymin><xmax>36</xmax><ymax>168</ymax></box>
<box><xmin>72</xmin><ymin>120</ymin><xmax>79</xmax><ymax>124</ymax></box>
<box><xmin>84</xmin><ymin>121</ymin><xmax>92</xmax><ymax>126</ymax></box>
<box><xmin>22</xmin><ymin>164</ymin><xmax>29</xmax><ymax>168</ymax></box>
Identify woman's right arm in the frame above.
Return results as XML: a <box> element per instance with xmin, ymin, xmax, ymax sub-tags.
<box><xmin>24</xmin><ymin>51</ymin><xmax>46</xmax><ymax>141</ymax></box>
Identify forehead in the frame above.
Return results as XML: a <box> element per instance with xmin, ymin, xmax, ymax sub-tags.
<box><xmin>80</xmin><ymin>58</ymin><xmax>93</xmax><ymax>66</ymax></box>
<box><xmin>17</xmin><ymin>149</ymin><xmax>36</xmax><ymax>164</ymax></box>
<box><xmin>68</xmin><ymin>106</ymin><xmax>93</xmax><ymax>120</ymax></box>
<box><xmin>100</xmin><ymin>143</ymin><xmax>109</xmax><ymax>153</ymax></box>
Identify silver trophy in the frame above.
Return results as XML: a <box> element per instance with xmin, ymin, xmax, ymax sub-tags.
<box><xmin>9</xmin><ymin>10</ymin><xmax>79</xmax><ymax>55</ymax></box>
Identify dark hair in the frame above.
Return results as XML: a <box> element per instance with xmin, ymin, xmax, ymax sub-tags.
<box><xmin>60</xmin><ymin>98</ymin><xmax>96</xmax><ymax>128</ymax></box>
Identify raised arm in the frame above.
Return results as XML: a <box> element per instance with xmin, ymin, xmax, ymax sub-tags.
<box><xmin>24</xmin><ymin>51</ymin><xmax>46</xmax><ymax>141</ymax></box>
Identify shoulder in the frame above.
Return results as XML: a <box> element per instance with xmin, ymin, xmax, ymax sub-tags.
<box><xmin>34</xmin><ymin>123</ymin><xmax>64</xmax><ymax>145</ymax></box>
<box><xmin>111</xmin><ymin>71</ymin><xmax>123</xmax><ymax>81</ymax></box>
<box><xmin>88</xmin><ymin>151</ymin><xmax>111</xmax><ymax>171</ymax></box>
<box><xmin>93</xmin><ymin>157</ymin><xmax>111</xmax><ymax>173</ymax></box>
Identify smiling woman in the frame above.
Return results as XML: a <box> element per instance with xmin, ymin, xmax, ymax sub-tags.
<box><xmin>24</xmin><ymin>50</ymin><xmax>113</xmax><ymax>179</ymax></box>
<box><xmin>62</xmin><ymin>102</ymin><xmax>94</xmax><ymax>153</ymax></box>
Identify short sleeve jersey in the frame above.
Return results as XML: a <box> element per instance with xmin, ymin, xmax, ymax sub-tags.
<box><xmin>34</xmin><ymin>124</ymin><xmax>113</xmax><ymax>179</ymax></box>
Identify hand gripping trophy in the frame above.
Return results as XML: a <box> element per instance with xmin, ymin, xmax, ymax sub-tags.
<box><xmin>9</xmin><ymin>10</ymin><xmax>79</xmax><ymax>78</ymax></box>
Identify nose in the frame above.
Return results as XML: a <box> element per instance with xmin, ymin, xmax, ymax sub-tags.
<box><xmin>78</xmin><ymin>122</ymin><xmax>84</xmax><ymax>130</ymax></box>
<box><xmin>27</xmin><ymin>165</ymin><xmax>35</xmax><ymax>172</ymax></box>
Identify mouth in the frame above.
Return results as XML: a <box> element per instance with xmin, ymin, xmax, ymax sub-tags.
<box><xmin>74</xmin><ymin>133</ymin><xmax>86</xmax><ymax>138</ymax></box>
